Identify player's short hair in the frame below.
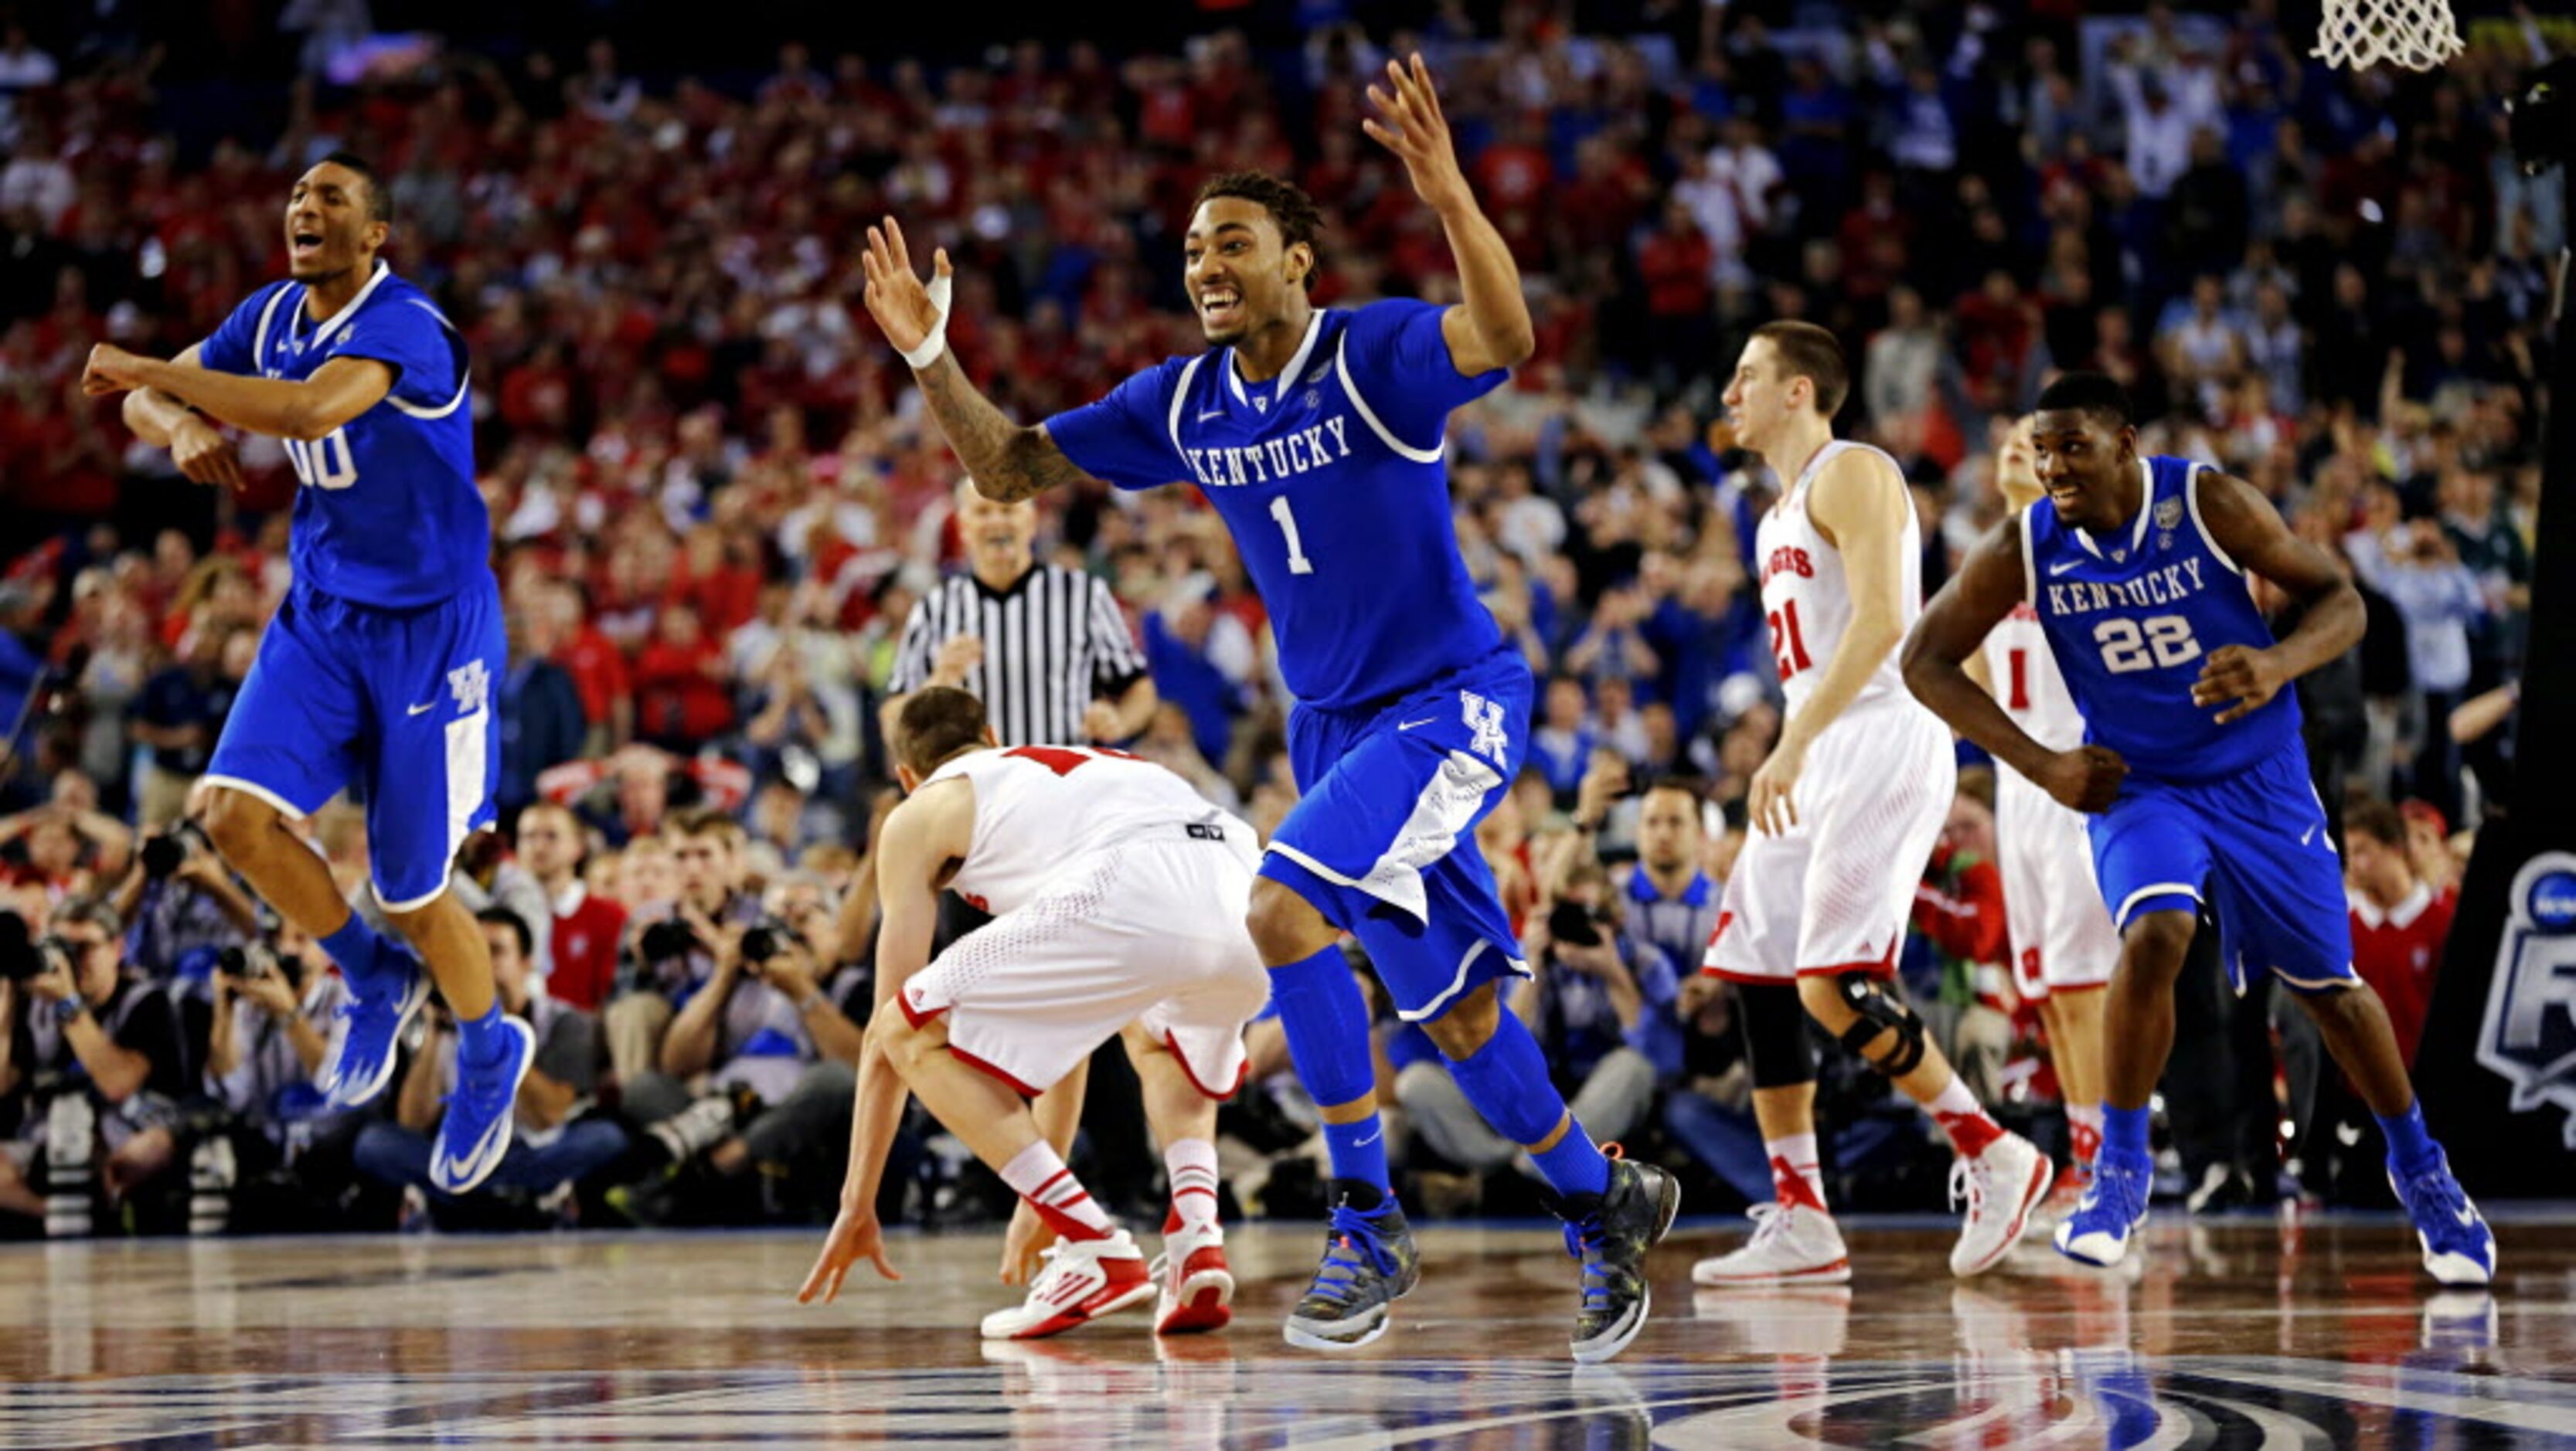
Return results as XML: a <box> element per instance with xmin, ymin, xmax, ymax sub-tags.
<box><xmin>2034</xmin><ymin>372</ymin><xmax>2135</xmax><ymax>430</ymax></box>
<box><xmin>2346</xmin><ymin>797</ymin><xmax>2407</xmax><ymax>848</ymax></box>
<box><xmin>1749</xmin><ymin>321</ymin><xmax>1849</xmax><ymax>419</ymax></box>
<box><xmin>896</xmin><ymin>686</ymin><xmax>991</xmax><ymax>776</ymax></box>
<box><xmin>476</xmin><ymin>906</ymin><xmax>534</xmax><ymax>961</ymax></box>
<box><xmin>315</xmin><ymin>151</ymin><xmax>392</xmax><ymax>226</ymax></box>
<box><xmin>1192</xmin><ymin>172</ymin><xmax>1325</xmax><ymax>291</ymax></box>
<box><xmin>667</xmin><ymin>805</ymin><xmax>740</xmax><ymax>842</ymax></box>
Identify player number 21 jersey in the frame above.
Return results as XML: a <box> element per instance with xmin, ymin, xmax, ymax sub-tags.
<box><xmin>1753</xmin><ymin>440</ymin><xmax>1921</xmax><ymax>717</ymax></box>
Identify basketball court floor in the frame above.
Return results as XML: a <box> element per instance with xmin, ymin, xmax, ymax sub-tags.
<box><xmin>2</xmin><ymin>1208</ymin><xmax>2569</xmax><ymax>1448</ymax></box>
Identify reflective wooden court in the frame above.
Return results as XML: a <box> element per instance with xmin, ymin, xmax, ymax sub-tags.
<box><xmin>3</xmin><ymin>1209</ymin><xmax>2571</xmax><ymax>1448</ymax></box>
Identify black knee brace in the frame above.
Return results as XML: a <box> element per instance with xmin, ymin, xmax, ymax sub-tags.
<box><xmin>1835</xmin><ymin>974</ymin><xmax>1928</xmax><ymax>1078</ymax></box>
<box><xmin>1736</xmin><ymin>980</ymin><xmax>1818</xmax><ymax>1089</ymax></box>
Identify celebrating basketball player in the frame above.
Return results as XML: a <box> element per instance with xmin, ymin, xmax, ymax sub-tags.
<box><xmin>1692</xmin><ymin>323</ymin><xmax>2051</xmax><ymax>1290</ymax></box>
<box><xmin>1901</xmin><ymin>372</ymin><xmax>2493</xmax><ymax>1285</ymax></box>
<box><xmin>1975</xmin><ymin>419</ymin><xmax>2117</xmax><ymax>1212</ymax></box>
<box><xmin>81</xmin><ymin>155</ymin><xmax>527</xmax><ymax>1196</ymax></box>
<box><xmin>798</xmin><ymin>688</ymin><xmax>1264</xmax><ymax>1340</ymax></box>
<box><xmin>855</xmin><ymin>53</ymin><xmax>1679</xmax><ymax>1362</ymax></box>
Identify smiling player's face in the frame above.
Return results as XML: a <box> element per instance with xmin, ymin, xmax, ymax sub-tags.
<box><xmin>2028</xmin><ymin>409</ymin><xmax>2138</xmax><ymax>534</ymax></box>
<box><xmin>283</xmin><ymin>161</ymin><xmax>386</xmax><ymax>285</ymax></box>
<box><xmin>1183</xmin><ymin>198</ymin><xmax>1308</xmax><ymax>346</ymax></box>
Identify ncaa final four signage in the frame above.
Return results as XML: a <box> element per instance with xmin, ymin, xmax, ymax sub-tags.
<box><xmin>2477</xmin><ymin>851</ymin><xmax>2576</xmax><ymax>1147</ymax></box>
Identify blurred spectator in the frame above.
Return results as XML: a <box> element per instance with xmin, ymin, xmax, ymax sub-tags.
<box><xmin>1142</xmin><ymin>573</ymin><xmax>1257</xmax><ymax>766</ymax></box>
<box><xmin>353</xmin><ymin>908</ymin><xmax>625</xmax><ymax>1225</ymax></box>
<box><xmin>1907</xmin><ymin>775</ymin><xmax>2012</xmax><ymax>1106</ymax></box>
<box><xmin>128</xmin><ymin>624</ymin><xmax>250</xmax><ymax>831</ymax></box>
<box><xmin>606</xmin><ymin>808</ymin><xmax>764</xmax><ymax>1083</ymax></box>
<box><xmin>2346</xmin><ymin>513</ymin><xmax>2482</xmax><ymax>824</ymax></box>
<box><xmin>2343</xmin><ymin>798</ymin><xmax>2454</xmax><ymax>1069</ymax></box>
<box><xmin>516</xmin><ymin>801</ymin><xmax>624</xmax><ymax>1011</ymax></box>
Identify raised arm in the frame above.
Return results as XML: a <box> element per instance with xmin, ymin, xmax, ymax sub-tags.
<box><xmin>2189</xmin><ymin>470</ymin><xmax>2365</xmax><ymax>725</ymax></box>
<box><xmin>1365</xmin><ymin>54</ymin><xmax>1535</xmax><ymax>375</ymax></box>
<box><xmin>1902</xmin><ymin>516</ymin><xmax>2128</xmax><ymax>813</ymax></box>
<box><xmin>859</xmin><ymin>219</ymin><xmax>1087</xmax><ymax>504</ymax></box>
<box><xmin>114</xmin><ymin>345</ymin><xmax>243</xmax><ymax>490</ymax></box>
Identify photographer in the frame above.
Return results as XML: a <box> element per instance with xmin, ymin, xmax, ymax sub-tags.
<box><xmin>114</xmin><ymin>817</ymin><xmax>258</xmax><ymax>980</ymax></box>
<box><xmin>196</xmin><ymin>922</ymin><xmax>360</xmax><ymax>1229</ymax></box>
<box><xmin>611</xmin><ymin>881</ymin><xmax>866</xmax><ymax>1225</ymax></box>
<box><xmin>604</xmin><ymin>807</ymin><xmax>766</xmax><ymax>1082</ymax></box>
<box><xmin>1394</xmin><ymin>861</ymin><xmax>1680</xmax><ymax>1183</ymax></box>
<box><xmin>1</xmin><ymin>796</ymin><xmax>134</xmax><ymax>900</ymax></box>
<box><xmin>352</xmin><ymin>908</ymin><xmax>625</xmax><ymax>1225</ymax></box>
<box><xmin>0</xmin><ymin>897</ymin><xmax>189</xmax><ymax>1230</ymax></box>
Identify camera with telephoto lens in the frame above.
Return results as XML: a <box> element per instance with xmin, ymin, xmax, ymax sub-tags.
<box><xmin>141</xmin><ymin>821</ymin><xmax>211</xmax><ymax>882</ymax></box>
<box><xmin>639</xmin><ymin>915</ymin><xmax>702</xmax><ymax>965</ymax></box>
<box><xmin>738</xmin><ymin>916</ymin><xmax>797</xmax><ymax>970</ymax></box>
<box><xmin>0</xmin><ymin>913</ymin><xmax>79</xmax><ymax>984</ymax></box>
<box><xmin>1547</xmin><ymin>899</ymin><xmax>1611</xmax><ymax>950</ymax></box>
<box><xmin>216</xmin><ymin>943</ymin><xmax>277</xmax><ymax>983</ymax></box>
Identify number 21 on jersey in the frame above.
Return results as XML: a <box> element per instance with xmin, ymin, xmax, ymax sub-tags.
<box><xmin>1767</xmin><ymin>600</ymin><xmax>1813</xmax><ymax>681</ymax></box>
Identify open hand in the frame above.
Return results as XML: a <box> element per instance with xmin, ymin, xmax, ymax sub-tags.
<box><xmin>798</xmin><ymin>1201</ymin><xmax>902</xmax><ymax>1303</ymax></box>
<box><xmin>1363</xmin><ymin>54</ymin><xmax>1471</xmax><ymax>212</ymax></box>
<box><xmin>859</xmin><ymin>218</ymin><xmax>950</xmax><ymax>361</ymax></box>
<box><xmin>2191</xmin><ymin>644</ymin><xmax>2285</xmax><ymax>726</ymax></box>
<box><xmin>1747</xmin><ymin>736</ymin><xmax>1809</xmax><ymax>837</ymax></box>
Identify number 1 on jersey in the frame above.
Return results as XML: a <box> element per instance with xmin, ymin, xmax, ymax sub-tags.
<box><xmin>1270</xmin><ymin>495</ymin><xmax>1315</xmax><ymax>575</ymax></box>
<box><xmin>2006</xmin><ymin>648</ymin><xmax>2030</xmax><ymax>711</ymax></box>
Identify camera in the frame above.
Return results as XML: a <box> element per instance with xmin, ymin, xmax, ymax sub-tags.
<box><xmin>141</xmin><ymin>821</ymin><xmax>210</xmax><ymax>882</ymax></box>
<box><xmin>739</xmin><ymin>916</ymin><xmax>796</xmax><ymax>969</ymax></box>
<box><xmin>639</xmin><ymin>916</ymin><xmax>702</xmax><ymax>965</ymax></box>
<box><xmin>216</xmin><ymin>944</ymin><xmax>277</xmax><ymax>983</ymax></box>
<box><xmin>0</xmin><ymin>914</ymin><xmax>79</xmax><ymax>985</ymax></box>
<box><xmin>1547</xmin><ymin>899</ymin><xmax>1607</xmax><ymax>950</ymax></box>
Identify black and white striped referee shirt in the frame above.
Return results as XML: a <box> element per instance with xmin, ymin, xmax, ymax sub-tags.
<box><xmin>887</xmin><ymin>563</ymin><xmax>1148</xmax><ymax>746</ymax></box>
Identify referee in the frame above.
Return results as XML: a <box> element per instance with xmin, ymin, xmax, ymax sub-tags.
<box><xmin>878</xmin><ymin>479</ymin><xmax>1157</xmax><ymax>748</ymax></box>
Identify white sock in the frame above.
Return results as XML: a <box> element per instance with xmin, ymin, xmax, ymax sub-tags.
<box><xmin>1928</xmin><ymin>1075</ymin><xmax>1986</xmax><ymax>1120</ymax></box>
<box><xmin>999</xmin><ymin>1139</ymin><xmax>1114</xmax><ymax>1239</ymax></box>
<box><xmin>2068</xmin><ymin>1101</ymin><xmax>2105</xmax><ymax>1164</ymax></box>
<box><xmin>1164</xmin><ymin>1137</ymin><xmax>1221</xmax><ymax>1232</ymax></box>
<box><xmin>1765</xmin><ymin>1132</ymin><xmax>1827</xmax><ymax>1211</ymax></box>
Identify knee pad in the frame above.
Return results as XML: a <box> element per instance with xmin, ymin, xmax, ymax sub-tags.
<box><xmin>1735</xmin><ymin>980</ymin><xmax>1818</xmax><ymax>1090</ymax></box>
<box><xmin>1834</xmin><ymin>974</ymin><xmax>1928</xmax><ymax>1078</ymax></box>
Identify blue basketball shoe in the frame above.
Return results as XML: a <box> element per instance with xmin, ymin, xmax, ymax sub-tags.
<box><xmin>2054</xmin><ymin>1154</ymin><xmax>2152</xmax><ymax>1269</ymax></box>
<box><xmin>430</xmin><ymin>1017</ymin><xmax>536</xmax><ymax>1194</ymax></box>
<box><xmin>2390</xmin><ymin>1150</ymin><xmax>2496</xmax><ymax>1287</ymax></box>
<box><xmin>317</xmin><ymin>946</ymin><xmax>429</xmax><ymax>1109</ymax></box>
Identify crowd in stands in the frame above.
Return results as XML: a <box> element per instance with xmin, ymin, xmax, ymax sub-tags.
<box><xmin>0</xmin><ymin>0</ymin><xmax>2560</xmax><ymax>1235</ymax></box>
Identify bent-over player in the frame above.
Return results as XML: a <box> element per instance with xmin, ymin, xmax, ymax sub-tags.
<box><xmin>1692</xmin><ymin>323</ymin><xmax>2050</xmax><ymax>1290</ymax></box>
<box><xmin>1901</xmin><ymin>372</ymin><xmax>2492</xmax><ymax>1284</ymax></box>
<box><xmin>798</xmin><ymin>688</ymin><xmax>1266</xmax><ymax>1338</ymax></box>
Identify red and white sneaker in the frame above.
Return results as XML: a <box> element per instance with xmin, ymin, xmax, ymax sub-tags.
<box><xmin>1951</xmin><ymin>1132</ymin><xmax>2054</xmax><ymax>1278</ymax></box>
<box><xmin>1152</xmin><ymin>1221</ymin><xmax>1234</xmax><ymax>1336</ymax></box>
<box><xmin>1690</xmin><ymin>1202</ymin><xmax>1852</xmax><ymax>1286</ymax></box>
<box><xmin>979</xmin><ymin>1228</ymin><xmax>1155</xmax><ymax>1341</ymax></box>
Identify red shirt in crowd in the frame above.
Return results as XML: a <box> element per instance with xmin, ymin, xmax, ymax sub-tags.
<box><xmin>545</xmin><ymin>882</ymin><xmax>628</xmax><ymax>1012</ymax></box>
<box><xmin>2349</xmin><ymin>882</ymin><xmax>2454</xmax><ymax>1066</ymax></box>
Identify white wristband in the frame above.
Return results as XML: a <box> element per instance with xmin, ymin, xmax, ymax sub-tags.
<box><xmin>900</xmin><ymin>270</ymin><xmax>954</xmax><ymax>371</ymax></box>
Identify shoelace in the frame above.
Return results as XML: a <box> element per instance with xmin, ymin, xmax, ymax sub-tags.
<box><xmin>438</xmin><ymin>1040</ymin><xmax>518</xmax><ymax>1126</ymax></box>
<box><xmin>1304</xmin><ymin>1205</ymin><xmax>1394</xmax><ymax>1309</ymax></box>
<box><xmin>2401</xmin><ymin>1165</ymin><xmax>2476</xmax><ymax>1235</ymax></box>
<box><xmin>1560</xmin><ymin>1211</ymin><xmax>1617</xmax><ymax>1311</ymax></box>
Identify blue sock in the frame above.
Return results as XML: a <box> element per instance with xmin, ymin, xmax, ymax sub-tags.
<box><xmin>2377</xmin><ymin>1099</ymin><xmax>2442</xmax><ymax>1178</ymax></box>
<box><xmin>2101</xmin><ymin>1103</ymin><xmax>2152</xmax><ymax>1172</ymax></box>
<box><xmin>319</xmin><ymin>912</ymin><xmax>398</xmax><ymax>992</ymax></box>
<box><xmin>1449</xmin><ymin>1015</ymin><xmax>1610</xmax><ymax>1198</ymax></box>
<box><xmin>1268</xmin><ymin>946</ymin><xmax>1390</xmax><ymax>1194</ymax></box>
<box><xmin>457</xmin><ymin>1004</ymin><xmax>512</xmax><ymax>1070</ymax></box>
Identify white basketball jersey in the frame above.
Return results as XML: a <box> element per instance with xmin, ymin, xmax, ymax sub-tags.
<box><xmin>1980</xmin><ymin>603</ymin><xmax>2086</xmax><ymax>753</ymax></box>
<box><xmin>1754</xmin><ymin>440</ymin><xmax>1921</xmax><ymax>718</ymax></box>
<box><xmin>924</xmin><ymin>746</ymin><xmax>1245</xmax><ymax>915</ymax></box>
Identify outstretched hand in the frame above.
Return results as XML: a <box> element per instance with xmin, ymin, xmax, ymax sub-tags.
<box><xmin>797</xmin><ymin>1201</ymin><xmax>902</xmax><ymax>1303</ymax></box>
<box><xmin>1363</xmin><ymin>53</ymin><xmax>1471</xmax><ymax>213</ymax></box>
<box><xmin>859</xmin><ymin>217</ymin><xmax>951</xmax><ymax>360</ymax></box>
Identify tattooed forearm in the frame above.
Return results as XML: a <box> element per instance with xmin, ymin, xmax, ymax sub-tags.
<box><xmin>914</xmin><ymin>352</ymin><xmax>1087</xmax><ymax>502</ymax></box>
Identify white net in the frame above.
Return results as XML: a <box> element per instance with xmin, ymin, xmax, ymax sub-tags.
<box><xmin>2312</xmin><ymin>0</ymin><xmax>2466</xmax><ymax>72</ymax></box>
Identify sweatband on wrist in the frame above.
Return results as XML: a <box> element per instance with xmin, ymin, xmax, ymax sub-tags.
<box><xmin>899</xmin><ymin>270</ymin><xmax>955</xmax><ymax>371</ymax></box>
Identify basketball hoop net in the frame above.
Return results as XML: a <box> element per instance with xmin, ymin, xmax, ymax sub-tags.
<box><xmin>2312</xmin><ymin>0</ymin><xmax>2465</xmax><ymax>72</ymax></box>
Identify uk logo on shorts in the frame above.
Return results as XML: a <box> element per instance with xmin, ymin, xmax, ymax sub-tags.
<box><xmin>1461</xmin><ymin>690</ymin><xmax>1507</xmax><ymax>766</ymax></box>
<box><xmin>447</xmin><ymin>659</ymin><xmax>490</xmax><ymax>716</ymax></box>
<box><xmin>2477</xmin><ymin>850</ymin><xmax>2576</xmax><ymax>1147</ymax></box>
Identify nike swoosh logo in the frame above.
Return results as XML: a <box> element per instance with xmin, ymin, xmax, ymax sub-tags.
<box><xmin>1397</xmin><ymin>719</ymin><xmax>1436</xmax><ymax>732</ymax></box>
<box><xmin>2454</xmin><ymin>1206</ymin><xmax>2481</xmax><ymax>1227</ymax></box>
<box><xmin>1353</xmin><ymin>1130</ymin><xmax>1382</xmax><ymax>1147</ymax></box>
<box><xmin>408</xmin><ymin>702</ymin><xmax>436</xmax><ymax>717</ymax></box>
<box><xmin>438</xmin><ymin>1153</ymin><xmax>479</xmax><ymax>1182</ymax></box>
<box><xmin>2301</xmin><ymin>824</ymin><xmax>2317</xmax><ymax>846</ymax></box>
<box><xmin>2047</xmin><ymin>558</ymin><xmax>2085</xmax><ymax>577</ymax></box>
<box><xmin>1196</xmin><ymin>409</ymin><xmax>1227</xmax><ymax>421</ymax></box>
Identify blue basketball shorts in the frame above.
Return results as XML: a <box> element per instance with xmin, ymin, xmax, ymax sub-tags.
<box><xmin>202</xmin><ymin>575</ymin><xmax>505</xmax><ymax>912</ymax></box>
<box><xmin>1260</xmin><ymin>647</ymin><xmax>1533</xmax><ymax>1023</ymax></box>
<box><xmin>2088</xmin><ymin>739</ymin><xmax>2360</xmax><ymax>996</ymax></box>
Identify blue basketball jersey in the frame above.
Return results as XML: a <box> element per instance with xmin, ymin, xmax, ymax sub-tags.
<box><xmin>197</xmin><ymin>261</ymin><xmax>487</xmax><ymax>610</ymax></box>
<box><xmin>1046</xmin><ymin>299</ymin><xmax>1506</xmax><ymax>712</ymax></box>
<box><xmin>2025</xmin><ymin>454</ymin><xmax>2301</xmax><ymax>783</ymax></box>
